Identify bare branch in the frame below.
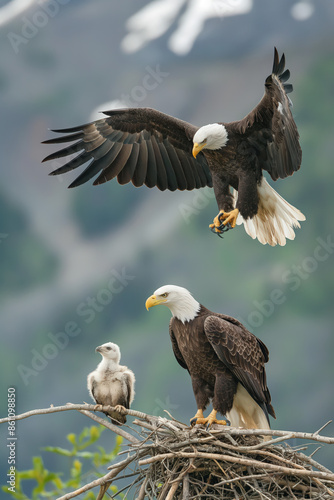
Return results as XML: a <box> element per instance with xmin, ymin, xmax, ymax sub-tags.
<box><xmin>2</xmin><ymin>404</ymin><xmax>333</xmax><ymax>445</ymax></box>
<box><xmin>76</xmin><ymin>409</ymin><xmax>139</xmax><ymax>444</ymax></box>
<box><xmin>58</xmin><ymin>452</ymin><xmax>145</xmax><ymax>500</ymax></box>
<box><xmin>1</xmin><ymin>403</ymin><xmax>333</xmax><ymax>499</ymax></box>
<box><xmin>166</xmin><ymin>479</ymin><xmax>181</xmax><ymax>499</ymax></box>
<box><xmin>0</xmin><ymin>403</ymin><xmax>153</xmax><ymax>424</ymax></box>
<box><xmin>139</xmin><ymin>451</ymin><xmax>334</xmax><ymax>481</ymax></box>
<box><xmin>135</xmin><ymin>476</ymin><xmax>148</xmax><ymax>500</ymax></box>
<box><xmin>215</xmin><ymin>471</ymin><xmax>281</xmax><ymax>487</ymax></box>
<box><xmin>182</xmin><ymin>473</ymin><xmax>190</xmax><ymax>499</ymax></box>
<box><xmin>297</xmin><ymin>450</ymin><xmax>334</xmax><ymax>474</ymax></box>
<box><xmin>209</xmin><ymin>426</ymin><xmax>334</xmax><ymax>444</ymax></box>
<box><xmin>57</xmin><ymin>463</ymin><xmax>124</xmax><ymax>500</ymax></box>
<box><xmin>315</xmin><ymin>420</ymin><xmax>333</xmax><ymax>435</ymax></box>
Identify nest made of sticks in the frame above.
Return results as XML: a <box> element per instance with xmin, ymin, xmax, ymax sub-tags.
<box><xmin>109</xmin><ymin>415</ymin><xmax>334</xmax><ymax>500</ymax></box>
<box><xmin>6</xmin><ymin>404</ymin><xmax>333</xmax><ymax>499</ymax></box>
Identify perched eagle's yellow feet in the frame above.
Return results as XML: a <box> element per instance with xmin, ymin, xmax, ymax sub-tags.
<box><xmin>190</xmin><ymin>409</ymin><xmax>204</xmax><ymax>426</ymax></box>
<box><xmin>191</xmin><ymin>409</ymin><xmax>230</xmax><ymax>430</ymax></box>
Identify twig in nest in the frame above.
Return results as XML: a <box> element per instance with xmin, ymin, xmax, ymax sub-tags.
<box><xmin>1</xmin><ymin>403</ymin><xmax>333</xmax><ymax>499</ymax></box>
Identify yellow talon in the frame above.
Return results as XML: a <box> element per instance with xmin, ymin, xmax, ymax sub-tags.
<box><xmin>209</xmin><ymin>223</ymin><xmax>220</xmax><ymax>232</ymax></box>
<box><xmin>191</xmin><ymin>409</ymin><xmax>230</xmax><ymax>429</ymax></box>
<box><xmin>190</xmin><ymin>409</ymin><xmax>204</xmax><ymax>425</ymax></box>
<box><xmin>212</xmin><ymin>208</ymin><xmax>239</xmax><ymax>229</ymax></box>
<box><xmin>222</xmin><ymin>208</ymin><xmax>239</xmax><ymax>228</ymax></box>
<box><xmin>213</xmin><ymin>211</ymin><xmax>224</xmax><ymax>227</ymax></box>
<box><xmin>191</xmin><ymin>410</ymin><xmax>230</xmax><ymax>429</ymax></box>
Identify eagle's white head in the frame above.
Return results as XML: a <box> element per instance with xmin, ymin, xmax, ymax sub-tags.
<box><xmin>96</xmin><ymin>342</ymin><xmax>120</xmax><ymax>363</ymax></box>
<box><xmin>192</xmin><ymin>123</ymin><xmax>228</xmax><ymax>157</ymax></box>
<box><xmin>146</xmin><ymin>285</ymin><xmax>200</xmax><ymax>324</ymax></box>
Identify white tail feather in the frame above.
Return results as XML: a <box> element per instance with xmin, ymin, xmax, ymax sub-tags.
<box><xmin>227</xmin><ymin>383</ymin><xmax>270</xmax><ymax>431</ymax></box>
<box><xmin>234</xmin><ymin>178</ymin><xmax>305</xmax><ymax>246</ymax></box>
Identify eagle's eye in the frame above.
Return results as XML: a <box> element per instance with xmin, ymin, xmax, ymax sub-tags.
<box><xmin>161</xmin><ymin>292</ymin><xmax>168</xmax><ymax>298</ymax></box>
<box><xmin>106</xmin><ymin>346</ymin><xmax>112</xmax><ymax>350</ymax></box>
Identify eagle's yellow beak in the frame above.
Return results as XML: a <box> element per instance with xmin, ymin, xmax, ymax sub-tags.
<box><xmin>145</xmin><ymin>295</ymin><xmax>167</xmax><ymax>310</ymax></box>
<box><xmin>192</xmin><ymin>142</ymin><xmax>206</xmax><ymax>158</ymax></box>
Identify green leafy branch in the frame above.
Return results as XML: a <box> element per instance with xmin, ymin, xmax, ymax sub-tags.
<box><xmin>2</xmin><ymin>425</ymin><xmax>123</xmax><ymax>500</ymax></box>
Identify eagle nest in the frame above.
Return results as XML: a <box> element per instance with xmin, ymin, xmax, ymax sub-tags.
<box><xmin>2</xmin><ymin>404</ymin><xmax>333</xmax><ymax>499</ymax></box>
<box><xmin>102</xmin><ymin>409</ymin><xmax>334</xmax><ymax>500</ymax></box>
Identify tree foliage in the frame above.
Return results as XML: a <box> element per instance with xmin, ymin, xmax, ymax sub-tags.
<box><xmin>3</xmin><ymin>425</ymin><xmax>123</xmax><ymax>499</ymax></box>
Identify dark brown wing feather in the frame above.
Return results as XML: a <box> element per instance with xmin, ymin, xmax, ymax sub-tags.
<box><xmin>42</xmin><ymin>108</ymin><xmax>212</xmax><ymax>191</ymax></box>
<box><xmin>169</xmin><ymin>323</ymin><xmax>189</xmax><ymax>371</ymax></box>
<box><xmin>232</xmin><ymin>47</ymin><xmax>301</xmax><ymax>181</ymax></box>
<box><xmin>204</xmin><ymin>315</ymin><xmax>275</xmax><ymax>418</ymax></box>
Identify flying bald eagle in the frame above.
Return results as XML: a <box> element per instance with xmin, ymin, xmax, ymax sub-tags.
<box><xmin>87</xmin><ymin>342</ymin><xmax>135</xmax><ymax>425</ymax></box>
<box><xmin>43</xmin><ymin>48</ymin><xmax>304</xmax><ymax>246</ymax></box>
<box><xmin>146</xmin><ymin>285</ymin><xmax>275</xmax><ymax>429</ymax></box>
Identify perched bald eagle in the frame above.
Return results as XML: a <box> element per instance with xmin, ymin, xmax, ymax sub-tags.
<box><xmin>43</xmin><ymin>48</ymin><xmax>304</xmax><ymax>246</ymax></box>
<box><xmin>146</xmin><ymin>285</ymin><xmax>275</xmax><ymax>429</ymax></box>
<box><xmin>87</xmin><ymin>342</ymin><xmax>135</xmax><ymax>425</ymax></box>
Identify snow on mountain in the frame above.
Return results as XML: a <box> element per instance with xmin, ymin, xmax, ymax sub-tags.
<box><xmin>0</xmin><ymin>0</ymin><xmax>38</xmax><ymax>27</ymax></box>
<box><xmin>122</xmin><ymin>0</ymin><xmax>253</xmax><ymax>55</ymax></box>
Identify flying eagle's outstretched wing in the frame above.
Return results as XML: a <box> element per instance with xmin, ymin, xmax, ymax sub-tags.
<box><xmin>42</xmin><ymin>108</ymin><xmax>212</xmax><ymax>191</ymax></box>
<box><xmin>204</xmin><ymin>315</ymin><xmax>275</xmax><ymax>419</ymax></box>
<box><xmin>233</xmin><ymin>47</ymin><xmax>302</xmax><ymax>181</ymax></box>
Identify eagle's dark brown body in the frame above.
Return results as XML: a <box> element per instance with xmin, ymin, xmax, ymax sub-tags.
<box><xmin>205</xmin><ymin>129</ymin><xmax>262</xmax><ymax>219</ymax></box>
<box><xmin>170</xmin><ymin>305</ymin><xmax>275</xmax><ymax>422</ymax></box>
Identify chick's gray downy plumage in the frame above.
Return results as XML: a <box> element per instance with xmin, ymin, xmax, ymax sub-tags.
<box><xmin>87</xmin><ymin>342</ymin><xmax>135</xmax><ymax>425</ymax></box>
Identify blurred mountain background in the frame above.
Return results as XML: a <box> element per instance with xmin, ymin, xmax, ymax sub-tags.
<box><xmin>0</xmin><ymin>0</ymin><xmax>333</xmax><ymax>491</ymax></box>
